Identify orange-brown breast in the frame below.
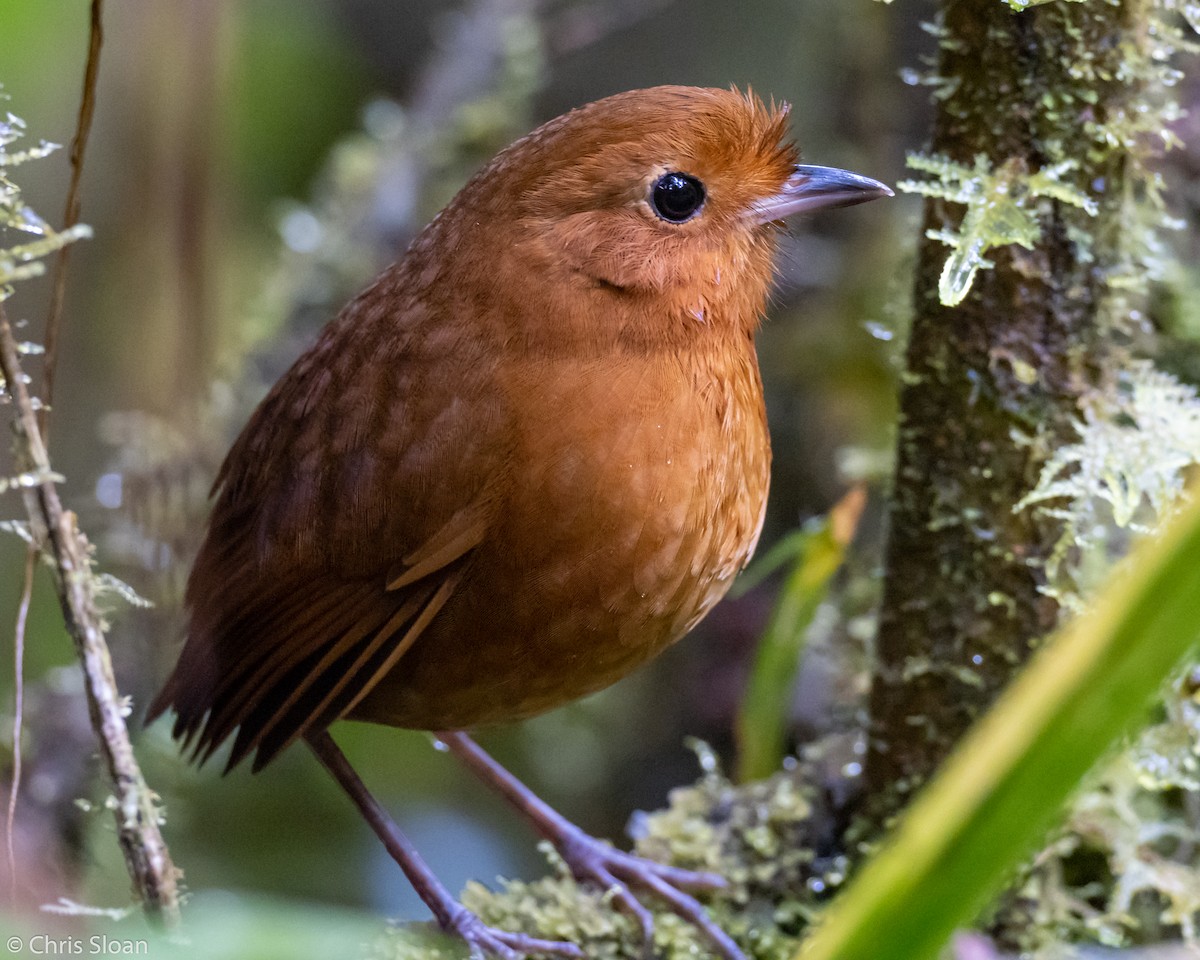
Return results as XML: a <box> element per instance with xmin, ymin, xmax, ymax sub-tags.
<box><xmin>349</xmin><ymin>332</ymin><xmax>771</xmax><ymax>730</ymax></box>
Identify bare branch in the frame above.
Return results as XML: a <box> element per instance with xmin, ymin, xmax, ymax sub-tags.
<box><xmin>6</xmin><ymin>544</ymin><xmax>34</xmax><ymax>901</ymax></box>
<box><xmin>0</xmin><ymin>301</ymin><xmax>180</xmax><ymax>927</ymax></box>
<box><xmin>41</xmin><ymin>0</ymin><xmax>104</xmax><ymax>442</ymax></box>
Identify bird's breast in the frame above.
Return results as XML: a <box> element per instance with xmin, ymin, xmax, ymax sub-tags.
<box><xmin>359</xmin><ymin>336</ymin><xmax>771</xmax><ymax>730</ymax></box>
<box><xmin>503</xmin><ymin>344</ymin><xmax>771</xmax><ymax>639</ymax></box>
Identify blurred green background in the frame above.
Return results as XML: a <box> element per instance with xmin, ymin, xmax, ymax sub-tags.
<box><xmin>0</xmin><ymin>0</ymin><xmax>922</xmax><ymax>941</ymax></box>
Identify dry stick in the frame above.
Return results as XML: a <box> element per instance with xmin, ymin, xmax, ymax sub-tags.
<box><xmin>41</xmin><ymin>0</ymin><xmax>104</xmax><ymax>442</ymax></box>
<box><xmin>7</xmin><ymin>0</ymin><xmax>126</xmax><ymax>907</ymax></box>
<box><xmin>0</xmin><ymin>302</ymin><xmax>180</xmax><ymax>927</ymax></box>
<box><xmin>6</xmin><ymin>545</ymin><xmax>34</xmax><ymax>900</ymax></box>
<box><xmin>6</xmin><ymin>0</ymin><xmax>113</xmax><ymax>906</ymax></box>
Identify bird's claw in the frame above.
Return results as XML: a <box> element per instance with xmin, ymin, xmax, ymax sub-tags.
<box><xmin>555</xmin><ymin>830</ymin><xmax>746</xmax><ymax>960</ymax></box>
<box><xmin>446</xmin><ymin>904</ymin><xmax>585</xmax><ymax>960</ymax></box>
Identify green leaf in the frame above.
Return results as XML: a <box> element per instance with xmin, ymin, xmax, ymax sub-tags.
<box><xmin>729</xmin><ymin>529</ymin><xmax>813</xmax><ymax>600</ymax></box>
<box><xmin>797</xmin><ymin>487</ymin><xmax>1200</xmax><ymax>960</ymax></box>
<box><xmin>736</xmin><ymin>488</ymin><xmax>864</xmax><ymax>783</ymax></box>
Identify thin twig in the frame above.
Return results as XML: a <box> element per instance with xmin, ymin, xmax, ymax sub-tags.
<box><xmin>6</xmin><ymin>544</ymin><xmax>34</xmax><ymax>902</ymax></box>
<box><xmin>0</xmin><ymin>301</ymin><xmax>180</xmax><ymax>927</ymax></box>
<box><xmin>41</xmin><ymin>0</ymin><xmax>104</xmax><ymax>443</ymax></box>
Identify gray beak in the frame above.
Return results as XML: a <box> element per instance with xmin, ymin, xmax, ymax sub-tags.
<box><xmin>750</xmin><ymin>164</ymin><xmax>893</xmax><ymax>224</ymax></box>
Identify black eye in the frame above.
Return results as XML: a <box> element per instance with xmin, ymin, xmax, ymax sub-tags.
<box><xmin>651</xmin><ymin>172</ymin><xmax>706</xmax><ymax>223</ymax></box>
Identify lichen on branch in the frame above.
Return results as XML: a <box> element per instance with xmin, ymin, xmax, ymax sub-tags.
<box><xmin>1017</xmin><ymin>360</ymin><xmax>1200</xmax><ymax>602</ymax></box>
<box><xmin>0</xmin><ymin>92</ymin><xmax>180</xmax><ymax>927</ymax></box>
<box><xmin>870</xmin><ymin>0</ymin><xmax>1195</xmax><ymax>804</ymax></box>
<box><xmin>0</xmin><ymin>109</ymin><xmax>92</xmax><ymax>289</ymax></box>
<box><xmin>899</xmin><ymin>152</ymin><xmax>1096</xmax><ymax>306</ymax></box>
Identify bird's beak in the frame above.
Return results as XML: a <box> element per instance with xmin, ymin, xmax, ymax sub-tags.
<box><xmin>750</xmin><ymin>164</ymin><xmax>894</xmax><ymax>224</ymax></box>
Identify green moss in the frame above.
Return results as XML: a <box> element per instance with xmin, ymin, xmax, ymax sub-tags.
<box><xmin>1004</xmin><ymin>0</ymin><xmax>1088</xmax><ymax>14</ymax></box>
<box><xmin>900</xmin><ymin>153</ymin><xmax>1097</xmax><ymax>306</ymax></box>
<box><xmin>372</xmin><ymin>758</ymin><xmax>847</xmax><ymax>960</ymax></box>
<box><xmin>1017</xmin><ymin>361</ymin><xmax>1200</xmax><ymax>604</ymax></box>
<box><xmin>897</xmin><ymin>1</ymin><xmax>1195</xmax><ymax>321</ymax></box>
<box><xmin>992</xmin><ymin>677</ymin><xmax>1200</xmax><ymax>952</ymax></box>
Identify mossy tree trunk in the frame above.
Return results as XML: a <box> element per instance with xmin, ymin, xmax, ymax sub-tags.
<box><xmin>867</xmin><ymin>0</ymin><xmax>1150</xmax><ymax>804</ymax></box>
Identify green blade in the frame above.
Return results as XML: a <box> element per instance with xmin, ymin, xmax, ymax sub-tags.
<box><xmin>799</xmin><ymin>489</ymin><xmax>1200</xmax><ymax>960</ymax></box>
<box><xmin>736</xmin><ymin>488</ymin><xmax>864</xmax><ymax>783</ymax></box>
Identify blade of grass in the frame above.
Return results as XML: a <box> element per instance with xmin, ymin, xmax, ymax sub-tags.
<box><xmin>736</xmin><ymin>487</ymin><xmax>865</xmax><ymax>783</ymax></box>
<box><xmin>798</xmin><ymin>489</ymin><xmax>1200</xmax><ymax>960</ymax></box>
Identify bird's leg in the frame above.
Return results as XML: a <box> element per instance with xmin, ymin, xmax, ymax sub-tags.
<box><xmin>306</xmin><ymin>730</ymin><xmax>583</xmax><ymax>960</ymax></box>
<box><xmin>437</xmin><ymin>731</ymin><xmax>747</xmax><ymax>960</ymax></box>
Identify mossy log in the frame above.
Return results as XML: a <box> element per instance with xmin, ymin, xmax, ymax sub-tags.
<box><xmin>868</xmin><ymin>0</ymin><xmax>1158</xmax><ymax>803</ymax></box>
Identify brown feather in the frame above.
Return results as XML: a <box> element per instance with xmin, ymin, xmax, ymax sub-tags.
<box><xmin>150</xmin><ymin>86</ymin><xmax>813</xmax><ymax>770</ymax></box>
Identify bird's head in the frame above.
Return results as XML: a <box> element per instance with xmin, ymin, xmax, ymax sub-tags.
<box><xmin>427</xmin><ymin>86</ymin><xmax>891</xmax><ymax>344</ymax></box>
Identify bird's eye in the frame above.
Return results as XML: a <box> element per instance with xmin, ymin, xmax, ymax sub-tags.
<box><xmin>651</xmin><ymin>172</ymin><xmax>706</xmax><ymax>223</ymax></box>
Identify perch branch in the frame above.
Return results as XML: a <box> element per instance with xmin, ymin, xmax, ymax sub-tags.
<box><xmin>0</xmin><ymin>302</ymin><xmax>180</xmax><ymax>926</ymax></box>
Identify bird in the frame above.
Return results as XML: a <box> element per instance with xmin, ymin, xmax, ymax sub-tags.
<box><xmin>148</xmin><ymin>85</ymin><xmax>891</xmax><ymax>960</ymax></box>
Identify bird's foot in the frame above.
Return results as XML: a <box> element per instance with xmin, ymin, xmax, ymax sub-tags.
<box><xmin>554</xmin><ymin>826</ymin><xmax>746</xmax><ymax>960</ymax></box>
<box><xmin>438</xmin><ymin>732</ymin><xmax>745</xmax><ymax>960</ymax></box>
<box><xmin>309</xmin><ymin>732</ymin><xmax>581</xmax><ymax>960</ymax></box>
<box><xmin>443</xmin><ymin>902</ymin><xmax>584</xmax><ymax>960</ymax></box>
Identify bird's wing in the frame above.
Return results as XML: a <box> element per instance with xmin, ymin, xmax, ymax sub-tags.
<box><xmin>196</xmin><ymin>508</ymin><xmax>480</xmax><ymax>773</ymax></box>
<box><xmin>148</xmin><ymin>284</ymin><xmax>507</xmax><ymax>772</ymax></box>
